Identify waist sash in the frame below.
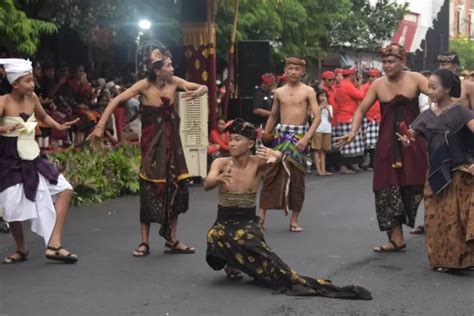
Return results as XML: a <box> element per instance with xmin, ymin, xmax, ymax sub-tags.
<box><xmin>217</xmin><ymin>205</ymin><xmax>257</xmax><ymax>221</ymax></box>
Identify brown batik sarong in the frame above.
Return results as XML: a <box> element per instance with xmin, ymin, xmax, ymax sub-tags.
<box><xmin>424</xmin><ymin>171</ymin><xmax>474</xmax><ymax>269</ymax></box>
<box><xmin>259</xmin><ymin>160</ymin><xmax>305</xmax><ymax>213</ymax></box>
<box><xmin>139</xmin><ymin>99</ymin><xmax>190</xmax><ymax>240</ymax></box>
<box><xmin>374</xmin><ymin>185</ymin><xmax>424</xmax><ymax>231</ymax></box>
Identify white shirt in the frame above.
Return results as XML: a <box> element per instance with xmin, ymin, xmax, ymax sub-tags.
<box><xmin>418</xmin><ymin>93</ymin><xmax>431</xmax><ymax>112</ymax></box>
<box><xmin>316</xmin><ymin>105</ymin><xmax>333</xmax><ymax>133</ymax></box>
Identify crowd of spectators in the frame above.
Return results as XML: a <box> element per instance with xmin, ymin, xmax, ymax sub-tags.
<box><xmin>0</xmin><ymin>60</ymin><xmax>141</xmax><ymax>150</ymax></box>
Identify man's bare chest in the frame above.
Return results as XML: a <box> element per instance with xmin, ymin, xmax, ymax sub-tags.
<box><xmin>377</xmin><ymin>82</ymin><xmax>418</xmax><ymax>102</ymax></box>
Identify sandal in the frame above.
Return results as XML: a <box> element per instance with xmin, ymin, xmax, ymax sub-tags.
<box><xmin>373</xmin><ymin>240</ymin><xmax>406</xmax><ymax>253</ymax></box>
<box><xmin>289</xmin><ymin>224</ymin><xmax>304</xmax><ymax>233</ymax></box>
<box><xmin>2</xmin><ymin>249</ymin><xmax>29</xmax><ymax>264</ymax></box>
<box><xmin>410</xmin><ymin>225</ymin><xmax>425</xmax><ymax>235</ymax></box>
<box><xmin>164</xmin><ymin>240</ymin><xmax>195</xmax><ymax>254</ymax></box>
<box><xmin>132</xmin><ymin>242</ymin><xmax>150</xmax><ymax>257</ymax></box>
<box><xmin>45</xmin><ymin>245</ymin><xmax>78</xmax><ymax>263</ymax></box>
<box><xmin>224</xmin><ymin>265</ymin><xmax>243</xmax><ymax>280</ymax></box>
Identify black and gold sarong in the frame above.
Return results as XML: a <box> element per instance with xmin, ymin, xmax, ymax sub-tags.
<box><xmin>206</xmin><ymin>191</ymin><xmax>372</xmax><ymax>299</ymax></box>
<box><xmin>139</xmin><ymin>98</ymin><xmax>190</xmax><ymax>240</ymax></box>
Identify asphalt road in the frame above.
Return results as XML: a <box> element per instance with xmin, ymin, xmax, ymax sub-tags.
<box><xmin>0</xmin><ymin>171</ymin><xmax>473</xmax><ymax>316</ymax></box>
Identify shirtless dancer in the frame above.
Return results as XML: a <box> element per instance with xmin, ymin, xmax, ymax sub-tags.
<box><xmin>259</xmin><ymin>56</ymin><xmax>321</xmax><ymax>232</ymax></box>
<box><xmin>89</xmin><ymin>48</ymin><xmax>207</xmax><ymax>256</ymax></box>
<box><xmin>336</xmin><ymin>44</ymin><xmax>429</xmax><ymax>252</ymax></box>
<box><xmin>204</xmin><ymin>118</ymin><xmax>371</xmax><ymax>299</ymax></box>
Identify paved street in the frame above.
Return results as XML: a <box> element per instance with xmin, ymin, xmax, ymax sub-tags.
<box><xmin>0</xmin><ymin>172</ymin><xmax>473</xmax><ymax>316</ymax></box>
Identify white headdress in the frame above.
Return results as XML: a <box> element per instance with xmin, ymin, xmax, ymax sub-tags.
<box><xmin>0</xmin><ymin>58</ymin><xmax>33</xmax><ymax>84</ymax></box>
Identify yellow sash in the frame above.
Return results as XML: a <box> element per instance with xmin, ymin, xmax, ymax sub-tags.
<box><xmin>0</xmin><ymin>114</ymin><xmax>40</xmax><ymax>160</ymax></box>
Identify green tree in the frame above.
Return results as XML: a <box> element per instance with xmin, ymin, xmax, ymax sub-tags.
<box><xmin>0</xmin><ymin>0</ymin><xmax>57</xmax><ymax>55</ymax></box>
<box><xmin>216</xmin><ymin>0</ymin><xmax>352</xmax><ymax>63</ymax></box>
<box><xmin>216</xmin><ymin>0</ymin><xmax>407</xmax><ymax>64</ymax></box>
<box><xmin>449</xmin><ymin>36</ymin><xmax>474</xmax><ymax>71</ymax></box>
<box><xmin>328</xmin><ymin>0</ymin><xmax>408</xmax><ymax>51</ymax></box>
<box><xmin>17</xmin><ymin>0</ymin><xmax>182</xmax><ymax>48</ymax></box>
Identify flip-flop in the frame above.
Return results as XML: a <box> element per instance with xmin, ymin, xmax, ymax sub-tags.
<box><xmin>410</xmin><ymin>225</ymin><xmax>425</xmax><ymax>235</ymax></box>
<box><xmin>2</xmin><ymin>249</ymin><xmax>28</xmax><ymax>264</ymax></box>
<box><xmin>132</xmin><ymin>242</ymin><xmax>150</xmax><ymax>257</ymax></box>
<box><xmin>373</xmin><ymin>240</ymin><xmax>406</xmax><ymax>253</ymax></box>
<box><xmin>164</xmin><ymin>240</ymin><xmax>195</xmax><ymax>254</ymax></box>
<box><xmin>45</xmin><ymin>246</ymin><xmax>78</xmax><ymax>263</ymax></box>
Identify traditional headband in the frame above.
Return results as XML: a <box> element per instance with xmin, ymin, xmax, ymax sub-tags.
<box><xmin>226</xmin><ymin>118</ymin><xmax>257</xmax><ymax>141</ymax></box>
<box><xmin>261</xmin><ymin>73</ymin><xmax>276</xmax><ymax>86</ymax></box>
<box><xmin>436</xmin><ymin>53</ymin><xmax>459</xmax><ymax>64</ymax></box>
<box><xmin>322</xmin><ymin>71</ymin><xmax>335</xmax><ymax>79</ymax></box>
<box><xmin>367</xmin><ymin>69</ymin><xmax>381</xmax><ymax>76</ymax></box>
<box><xmin>285</xmin><ymin>56</ymin><xmax>306</xmax><ymax>66</ymax></box>
<box><xmin>379</xmin><ymin>44</ymin><xmax>406</xmax><ymax>61</ymax></box>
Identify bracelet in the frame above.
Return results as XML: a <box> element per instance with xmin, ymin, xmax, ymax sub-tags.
<box><xmin>95</xmin><ymin>125</ymin><xmax>105</xmax><ymax>130</ymax></box>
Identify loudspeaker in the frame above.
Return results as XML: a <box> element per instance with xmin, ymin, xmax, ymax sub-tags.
<box><xmin>237</xmin><ymin>41</ymin><xmax>270</xmax><ymax>98</ymax></box>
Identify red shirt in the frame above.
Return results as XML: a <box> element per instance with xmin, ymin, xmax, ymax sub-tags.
<box><xmin>362</xmin><ymin>82</ymin><xmax>381</xmax><ymax>122</ymax></box>
<box><xmin>67</xmin><ymin>78</ymin><xmax>93</xmax><ymax>99</ymax></box>
<box><xmin>334</xmin><ymin>79</ymin><xmax>364</xmax><ymax>124</ymax></box>
<box><xmin>209</xmin><ymin>130</ymin><xmax>230</xmax><ymax>152</ymax></box>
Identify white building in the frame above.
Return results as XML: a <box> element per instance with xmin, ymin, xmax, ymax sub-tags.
<box><xmin>370</xmin><ymin>0</ymin><xmax>445</xmax><ymax>52</ymax></box>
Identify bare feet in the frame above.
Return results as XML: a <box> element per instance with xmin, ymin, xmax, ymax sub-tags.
<box><xmin>224</xmin><ymin>265</ymin><xmax>243</xmax><ymax>280</ymax></box>
<box><xmin>340</xmin><ymin>166</ymin><xmax>356</xmax><ymax>174</ymax></box>
<box><xmin>289</xmin><ymin>224</ymin><xmax>304</xmax><ymax>232</ymax></box>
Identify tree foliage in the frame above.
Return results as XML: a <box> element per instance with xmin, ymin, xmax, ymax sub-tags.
<box><xmin>16</xmin><ymin>0</ymin><xmax>182</xmax><ymax>48</ymax></box>
<box><xmin>449</xmin><ymin>36</ymin><xmax>474</xmax><ymax>71</ymax></box>
<box><xmin>328</xmin><ymin>0</ymin><xmax>408</xmax><ymax>50</ymax></box>
<box><xmin>216</xmin><ymin>0</ymin><xmax>407</xmax><ymax>62</ymax></box>
<box><xmin>0</xmin><ymin>0</ymin><xmax>57</xmax><ymax>55</ymax></box>
<box><xmin>216</xmin><ymin>0</ymin><xmax>351</xmax><ymax>62</ymax></box>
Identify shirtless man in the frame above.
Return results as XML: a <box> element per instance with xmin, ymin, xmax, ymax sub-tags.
<box><xmin>437</xmin><ymin>52</ymin><xmax>474</xmax><ymax>110</ymax></box>
<box><xmin>89</xmin><ymin>48</ymin><xmax>207</xmax><ymax>256</ymax></box>
<box><xmin>0</xmin><ymin>58</ymin><xmax>79</xmax><ymax>264</ymax></box>
<box><xmin>203</xmin><ymin>118</ymin><xmax>372</xmax><ymax>300</ymax></box>
<box><xmin>259</xmin><ymin>56</ymin><xmax>321</xmax><ymax>232</ymax></box>
<box><xmin>336</xmin><ymin>44</ymin><xmax>429</xmax><ymax>252</ymax></box>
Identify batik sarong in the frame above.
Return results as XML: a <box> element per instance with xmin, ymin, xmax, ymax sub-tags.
<box><xmin>139</xmin><ymin>98</ymin><xmax>190</xmax><ymax>240</ymax></box>
<box><xmin>424</xmin><ymin>171</ymin><xmax>474</xmax><ymax>269</ymax></box>
<box><xmin>259</xmin><ymin>124</ymin><xmax>307</xmax><ymax>213</ymax></box>
<box><xmin>374</xmin><ymin>185</ymin><xmax>423</xmax><ymax>231</ymax></box>
<box><xmin>206</xmin><ymin>191</ymin><xmax>372</xmax><ymax>300</ymax></box>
